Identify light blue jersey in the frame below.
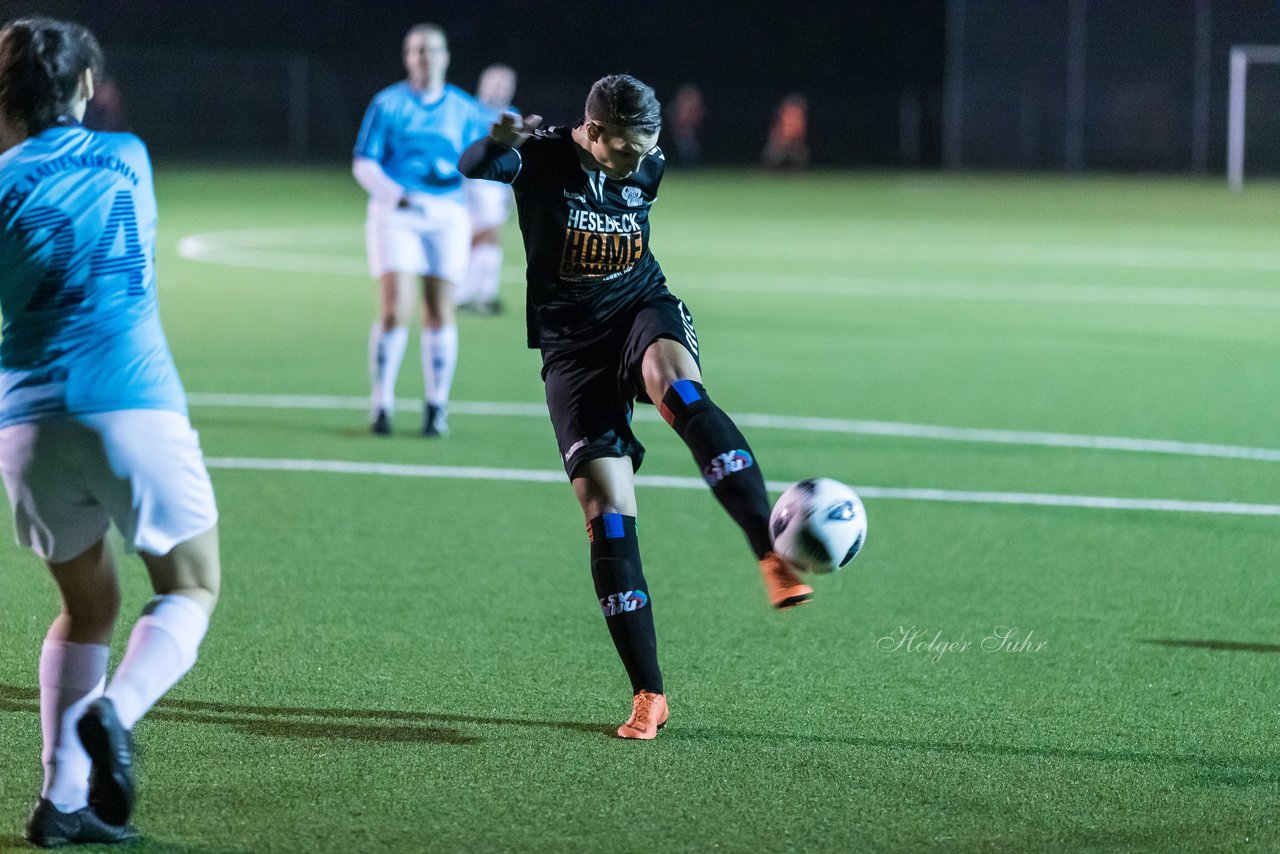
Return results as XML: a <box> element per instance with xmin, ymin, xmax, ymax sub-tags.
<box><xmin>354</xmin><ymin>82</ymin><xmax>490</xmax><ymax>201</ymax></box>
<box><xmin>0</xmin><ymin>122</ymin><xmax>186</xmax><ymax>429</ymax></box>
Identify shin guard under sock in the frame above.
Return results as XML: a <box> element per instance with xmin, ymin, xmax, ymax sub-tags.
<box><xmin>588</xmin><ymin>513</ymin><xmax>662</xmax><ymax>694</ymax></box>
<box><xmin>660</xmin><ymin>379</ymin><xmax>773</xmax><ymax>558</ymax></box>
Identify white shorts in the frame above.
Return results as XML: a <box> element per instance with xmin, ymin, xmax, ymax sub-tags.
<box><xmin>365</xmin><ymin>195</ymin><xmax>471</xmax><ymax>283</ymax></box>
<box><xmin>465</xmin><ymin>179</ymin><xmax>512</xmax><ymax>233</ymax></box>
<box><xmin>0</xmin><ymin>409</ymin><xmax>218</xmax><ymax>563</ymax></box>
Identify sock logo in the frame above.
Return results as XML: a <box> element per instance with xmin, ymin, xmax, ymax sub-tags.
<box><xmin>600</xmin><ymin>589</ymin><xmax>649</xmax><ymax>617</ymax></box>
<box><xmin>703</xmin><ymin>449</ymin><xmax>754</xmax><ymax>485</ymax></box>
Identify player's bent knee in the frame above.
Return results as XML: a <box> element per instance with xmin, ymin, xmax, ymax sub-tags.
<box><xmin>141</xmin><ymin>526</ymin><xmax>221</xmax><ymax>612</ymax></box>
<box><xmin>63</xmin><ymin>594</ymin><xmax>121</xmax><ymax>631</ymax></box>
<box><xmin>472</xmin><ymin>227</ymin><xmax>501</xmax><ymax>247</ymax></box>
<box><xmin>658</xmin><ymin>378</ymin><xmax>710</xmax><ymax>430</ymax></box>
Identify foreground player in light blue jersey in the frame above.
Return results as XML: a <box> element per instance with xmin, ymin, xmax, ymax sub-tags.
<box><xmin>0</xmin><ymin>18</ymin><xmax>221</xmax><ymax>848</ymax></box>
<box><xmin>353</xmin><ymin>23</ymin><xmax>490</xmax><ymax>437</ymax></box>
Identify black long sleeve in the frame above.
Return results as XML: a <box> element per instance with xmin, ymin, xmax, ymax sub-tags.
<box><xmin>459</xmin><ymin>137</ymin><xmax>522</xmax><ymax>183</ymax></box>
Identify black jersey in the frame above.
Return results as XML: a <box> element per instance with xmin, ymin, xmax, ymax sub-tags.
<box><xmin>460</xmin><ymin>125</ymin><xmax>667</xmax><ymax>352</ymax></box>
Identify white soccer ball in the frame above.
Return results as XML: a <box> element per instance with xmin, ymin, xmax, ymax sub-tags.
<box><xmin>769</xmin><ymin>478</ymin><xmax>868</xmax><ymax>574</ymax></box>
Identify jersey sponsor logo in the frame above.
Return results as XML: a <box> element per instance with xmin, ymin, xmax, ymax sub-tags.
<box><xmin>600</xmin><ymin>589</ymin><xmax>649</xmax><ymax>617</ymax></box>
<box><xmin>559</xmin><ymin>209</ymin><xmax>645</xmax><ymax>281</ymax></box>
<box><xmin>703</xmin><ymin>449</ymin><xmax>754</xmax><ymax>485</ymax></box>
<box><xmin>559</xmin><ymin>229</ymin><xmax>644</xmax><ymax>280</ymax></box>
<box><xmin>622</xmin><ymin>186</ymin><xmax>644</xmax><ymax>208</ymax></box>
<box><xmin>565</xmin><ymin>210</ymin><xmax>640</xmax><ymax>232</ymax></box>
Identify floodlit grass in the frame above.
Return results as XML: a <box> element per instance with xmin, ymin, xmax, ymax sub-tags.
<box><xmin>1</xmin><ymin>169</ymin><xmax>1278</xmax><ymax>852</ymax></box>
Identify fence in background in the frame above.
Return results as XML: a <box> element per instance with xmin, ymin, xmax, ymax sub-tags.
<box><xmin>96</xmin><ymin>0</ymin><xmax>1280</xmax><ymax>175</ymax></box>
<box><xmin>941</xmin><ymin>0</ymin><xmax>1280</xmax><ymax>175</ymax></box>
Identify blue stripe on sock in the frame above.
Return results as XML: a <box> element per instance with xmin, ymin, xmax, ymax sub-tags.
<box><xmin>672</xmin><ymin>379</ymin><xmax>702</xmax><ymax>405</ymax></box>
<box><xmin>603</xmin><ymin>513</ymin><xmax>626</xmax><ymax>539</ymax></box>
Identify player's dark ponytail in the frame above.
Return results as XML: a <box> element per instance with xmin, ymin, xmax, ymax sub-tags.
<box><xmin>0</xmin><ymin>18</ymin><xmax>104</xmax><ymax>134</ymax></box>
<box><xmin>585</xmin><ymin>74</ymin><xmax>662</xmax><ymax>135</ymax></box>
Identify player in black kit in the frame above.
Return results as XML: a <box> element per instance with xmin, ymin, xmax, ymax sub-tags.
<box><xmin>459</xmin><ymin>74</ymin><xmax>811</xmax><ymax>740</ymax></box>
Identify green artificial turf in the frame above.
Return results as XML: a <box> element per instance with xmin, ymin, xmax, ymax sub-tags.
<box><xmin>1</xmin><ymin>169</ymin><xmax>1278</xmax><ymax>852</ymax></box>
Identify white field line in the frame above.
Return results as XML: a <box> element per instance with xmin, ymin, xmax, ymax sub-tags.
<box><xmin>689</xmin><ymin>272</ymin><xmax>1280</xmax><ymax>309</ymax></box>
<box><xmin>174</xmin><ymin>227</ymin><xmax>1280</xmax><ymax>309</ymax></box>
<box><xmin>203</xmin><ymin>456</ymin><xmax>1280</xmax><ymax>517</ymax></box>
<box><xmin>658</xmin><ymin>236</ymin><xmax>1280</xmax><ymax>272</ymax></box>
<box><xmin>186</xmin><ymin>393</ymin><xmax>1280</xmax><ymax>464</ymax></box>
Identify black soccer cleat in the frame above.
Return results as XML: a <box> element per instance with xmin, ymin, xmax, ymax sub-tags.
<box><xmin>370</xmin><ymin>408</ymin><xmax>392</xmax><ymax>436</ymax></box>
<box><xmin>77</xmin><ymin>698</ymin><xmax>137</xmax><ymax>827</ymax></box>
<box><xmin>24</xmin><ymin>798</ymin><xmax>138</xmax><ymax>848</ymax></box>
<box><xmin>422</xmin><ymin>403</ymin><xmax>449</xmax><ymax>438</ymax></box>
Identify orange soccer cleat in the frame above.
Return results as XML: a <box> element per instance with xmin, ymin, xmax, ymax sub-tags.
<box><xmin>616</xmin><ymin>690</ymin><xmax>669</xmax><ymax>740</ymax></box>
<box><xmin>759</xmin><ymin>552</ymin><xmax>813</xmax><ymax>610</ymax></box>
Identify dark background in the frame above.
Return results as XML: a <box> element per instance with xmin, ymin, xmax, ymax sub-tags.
<box><xmin>4</xmin><ymin>0</ymin><xmax>1279</xmax><ymax>172</ymax></box>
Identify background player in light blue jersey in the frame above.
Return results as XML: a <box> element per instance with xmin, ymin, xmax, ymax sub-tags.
<box><xmin>0</xmin><ymin>18</ymin><xmax>221</xmax><ymax>848</ymax></box>
<box><xmin>459</xmin><ymin>63</ymin><xmax>518</xmax><ymax>316</ymax></box>
<box><xmin>353</xmin><ymin>23</ymin><xmax>490</xmax><ymax>437</ymax></box>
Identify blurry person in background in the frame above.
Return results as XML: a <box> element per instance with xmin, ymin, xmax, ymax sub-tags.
<box><xmin>666</xmin><ymin>84</ymin><xmax>704</xmax><ymax>168</ymax></box>
<box><xmin>459</xmin><ymin>63</ymin><xmax>517</xmax><ymax>316</ymax></box>
<box><xmin>353</xmin><ymin>23</ymin><xmax>490</xmax><ymax>437</ymax></box>
<box><xmin>82</xmin><ymin>76</ymin><xmax>126</xmax><ymax>132</ymax></box>
<box><xmin>0</xmin><ymin>17</ymin><xmax>222</xmax><ymax>847</ymax></box>
<box><xmin>761</xmin><ymin>92</ymin><xmax>809</xmax><ymax>169</ymax></box>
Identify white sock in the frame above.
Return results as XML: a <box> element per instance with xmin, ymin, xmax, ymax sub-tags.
<box><xmin>368</xmin><ymin>323</ymin><xmax>409</xmax><ymax>414</ymax></box>
<box><xmin>104</xmin><ymin>595</ymin><xmax>209</xmax><ymax>731</ymax></box>
<box><xmin>454</xmin><ymin>262</ymin><xmax>475</xmax><ymax>305</ymax></box>
<box><xmin>467</xmin><ymin>244</ymin><xmax>503</xmax><ymax>304</ymax></box>
<box><xmin>421</xmin><ymin>325</ymin><xmax>458</xmax><ymax>408</ymax></box>
<box><xmin>39</xmin><ymin>640</ymin><xmax>108</xmax><ymax>812</ymax></box>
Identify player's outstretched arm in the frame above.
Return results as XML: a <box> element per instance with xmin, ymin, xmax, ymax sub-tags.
<box><xmin>459</xmin><ymin>112</ymin><xmax>542</xmax><ymax>183</ymax></box>
<box><xmin>490</xmin><ymin>111</ymin><xmax>542</xmax><ymax>148</ymax></box>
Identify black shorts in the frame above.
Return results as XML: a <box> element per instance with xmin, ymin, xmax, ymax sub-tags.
<box><xmin>541</xmin><ymin>290</ymin><xmax>701</xmax><ymax>479</ymax></box>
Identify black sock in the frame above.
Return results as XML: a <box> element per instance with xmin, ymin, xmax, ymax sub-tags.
<box><xmin>660</xmin><ymin>380</ymin><xmax>773</xmax><ymax>559</ymax></box>
<box><xmin>588</xmin><ymin>514</ymin><xmax>662</xmax><ymax>695</ymax></box>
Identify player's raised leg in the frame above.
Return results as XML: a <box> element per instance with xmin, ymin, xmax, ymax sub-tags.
<box><xmin>420</xmin><ymin>274</ymin><xmax>458</xmax><ymax>437</ymax></box>
<box><xmin>572</xmin><ymin>457</ymin><xmax>668</xmax><ymax>739</ymax></box>
<box><xmin>641</xmin><ymin>336</ymin><xmax>813</xmax><ymax>609</ymax></box>
<box><xmin>368</xmin><ymin>271</ymin><xmax>415</xmax><ymax>435</ymax></box>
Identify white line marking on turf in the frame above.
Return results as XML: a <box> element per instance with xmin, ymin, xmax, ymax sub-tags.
<box><xmin>662</xmin><ymin>235</ymin><xmax>1280</xmax><ymax>273</ymax></box>
<box><xmin>186</xmin><ymin>393</ymin><xmax>1280</xmax><ymax>464</ymax></box>
<box><xmin>175</xmin><ymin>226</ymin><xmax>1280</xmax><ymax>309</ymax></box>
<box><xmin>692</xmin><ymin>272</ymin><xmax>1280</xmax><ymax>309</ymax></box>
<box><xmin>176</xmin><ymin>227</ymin><xmax>368</xmax><ymax>276</ymax></box>
<box><xmin>203</xmin><ymin>457</ymin><xmax>1280</xmax><ymax>517</ymax></box>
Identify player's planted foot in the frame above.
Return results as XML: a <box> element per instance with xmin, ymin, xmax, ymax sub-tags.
<box><xmin>370</xmin><ymin>408</ymin><xmax>392</xmax><ymax>436</ymax></box>
<box><xmin>616</xmin><ymin>690</ymin><xmax>668</xmax><ymax>740</ymax></box>
<box><xmin>422</xmin><ymin>403</ymin><xmax>449</xmax><ymax>437</ymax></box>
<box><xmin>759</xmin><ymin>551</ymin><xmax>813</xmax><ymax>610</ymax></box>
<box><xmin>77</xmin><ymin>698</ymin><xmax>136</xmax><ymax>827</ymax></box>
<box><xmin>24</xmin><ymin>798</ymin><xmax>139</xmax><ymax>848</ymax></box>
